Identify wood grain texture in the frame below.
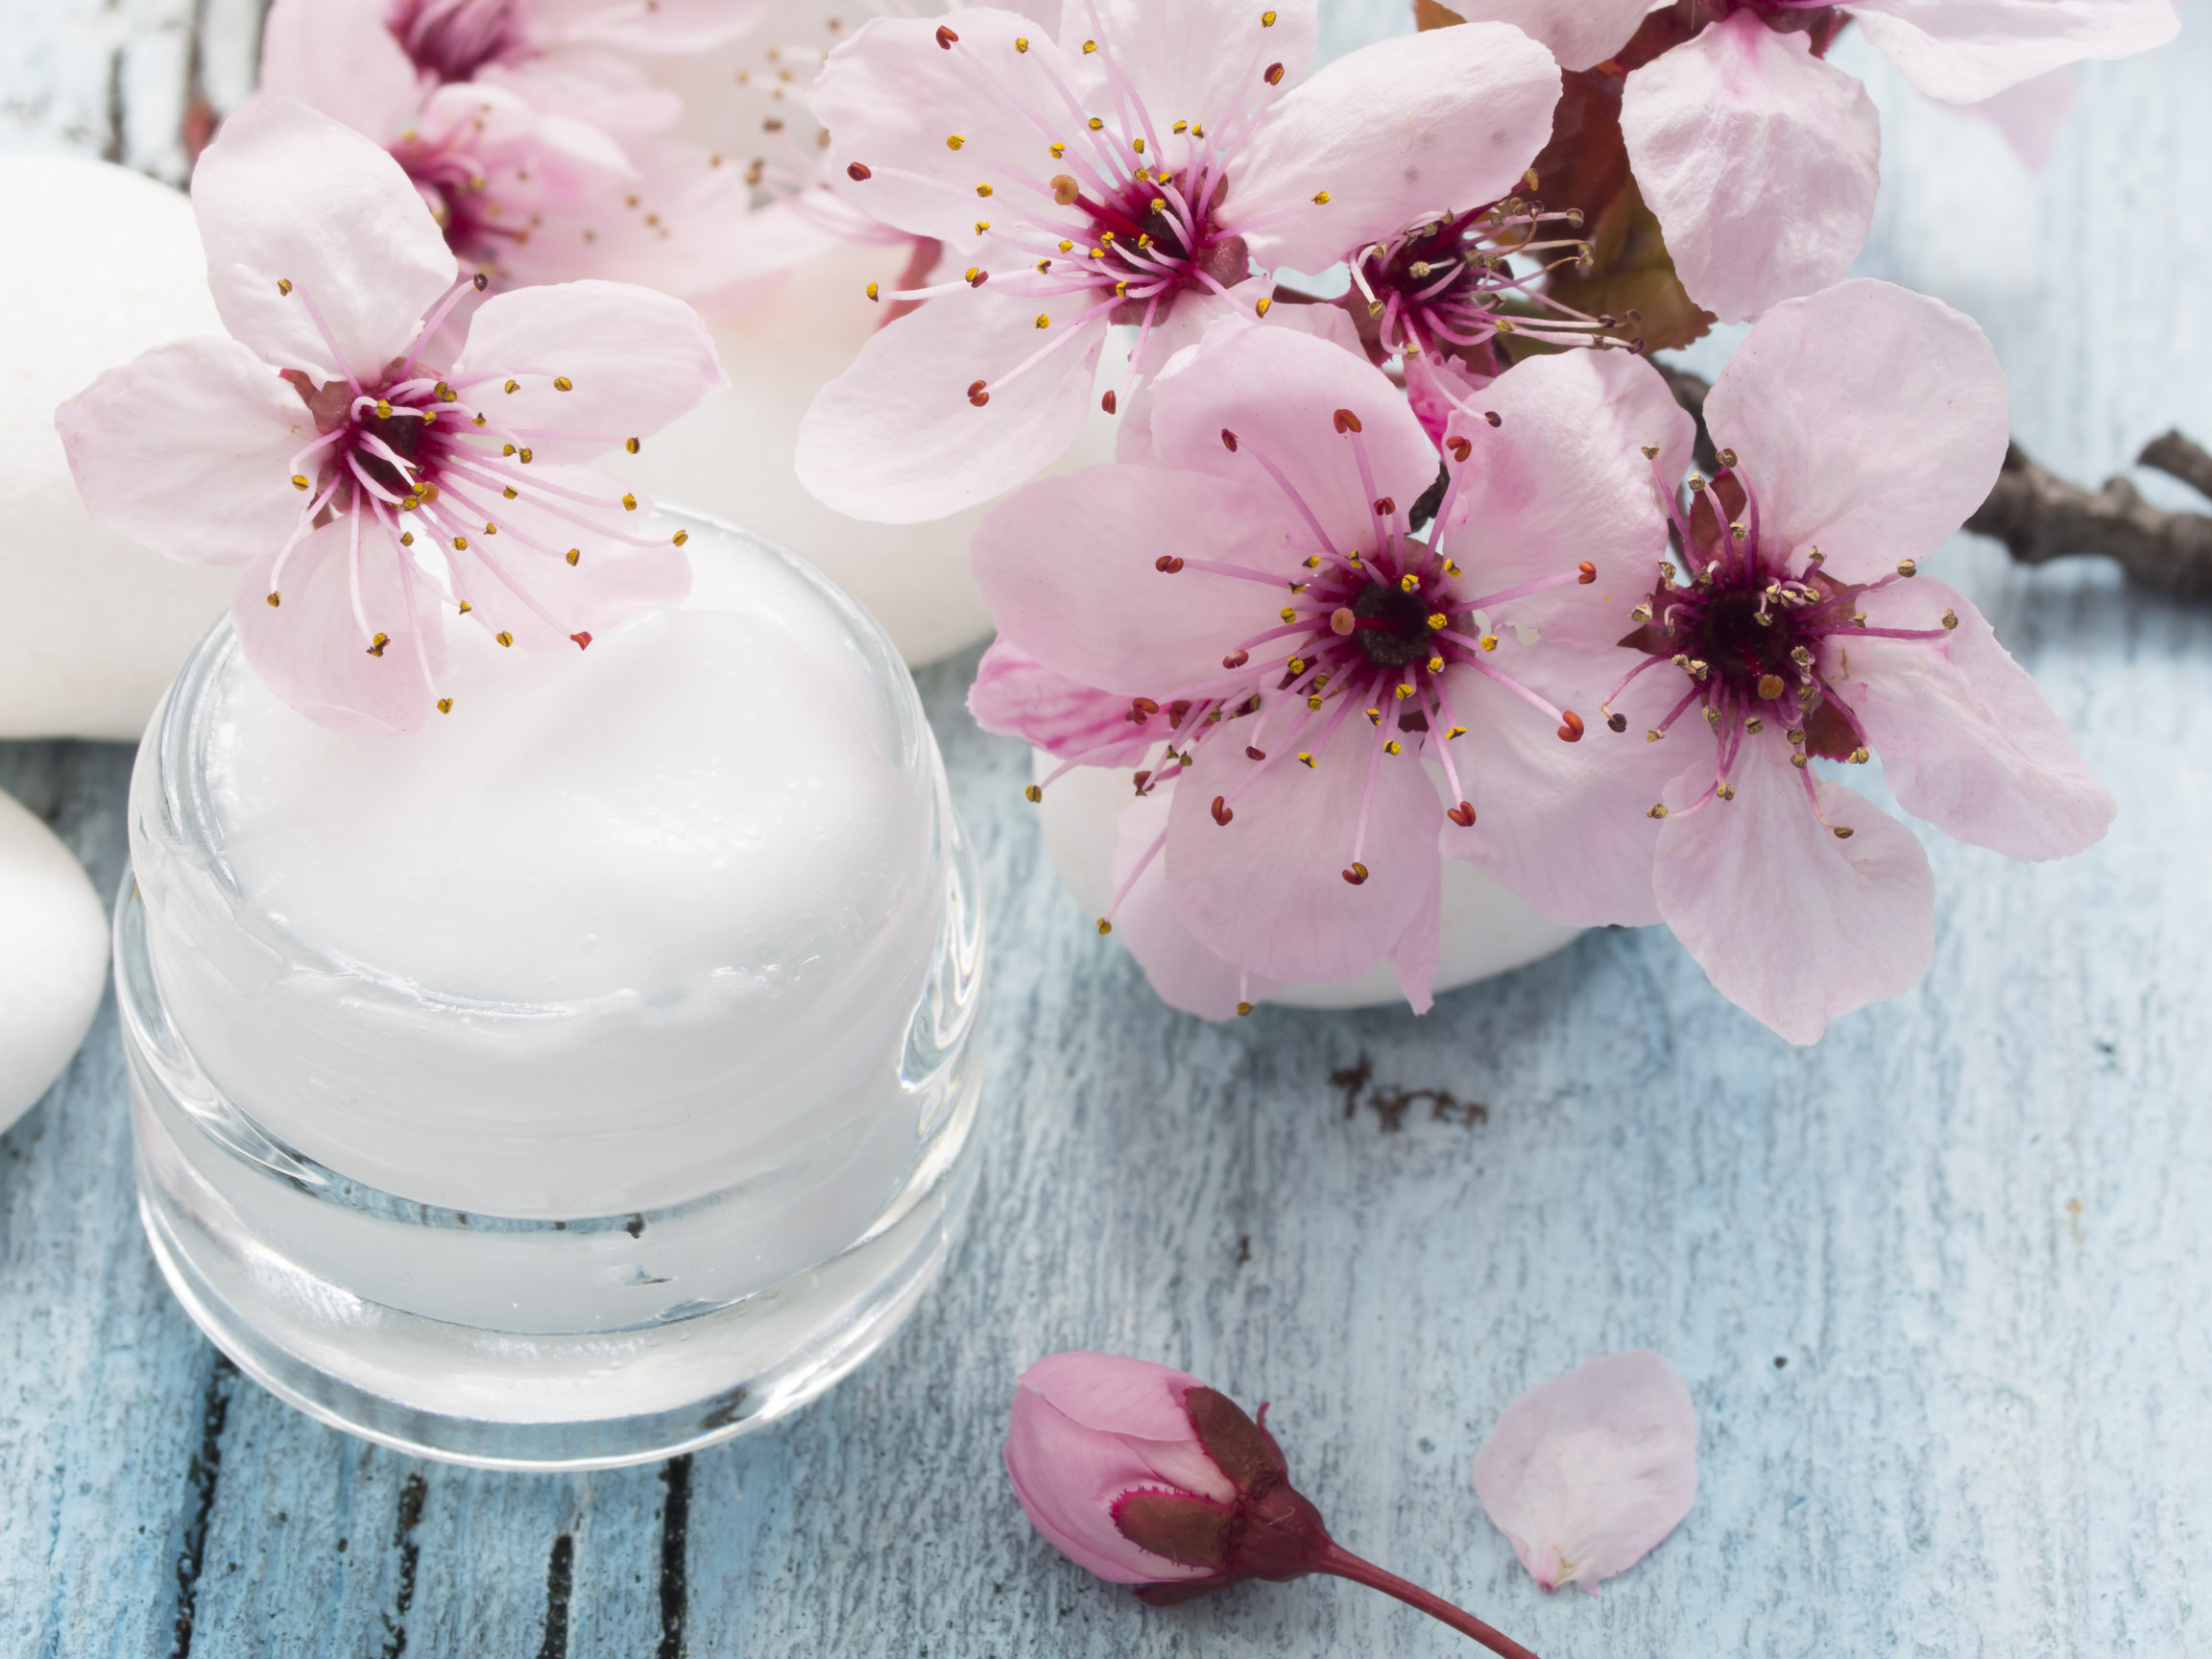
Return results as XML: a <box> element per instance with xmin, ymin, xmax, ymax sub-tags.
<box><xmin>3</xmin><ymin>4</ymin><xmax>2210</xmax><ymax>1656</ymax></box>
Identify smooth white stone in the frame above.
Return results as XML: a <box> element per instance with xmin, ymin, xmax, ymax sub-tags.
<box><xmin>1032</xmin><ymin>752</ymin><xmax>1582</xmax><ymax>1010</ymax></box>
<box><xmin>634</xmin><ymin>239</ymin><xmax>1123</xmax><ymax>666</ymax></box>
<box><xmin>0</xmin><ymin>789</ymin><xmax>109</xmax><ymax>1133</ymax></box>
<box><xmin>0</xmin><ymin>154</ymin><xmax>239</xmax><ymax>740</ymax></box>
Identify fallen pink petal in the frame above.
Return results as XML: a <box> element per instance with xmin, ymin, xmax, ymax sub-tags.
<box><xmin>1472</xmin><ymin>1350</ymin><xmax>1700</xmax><ymax>1595</ymax></box>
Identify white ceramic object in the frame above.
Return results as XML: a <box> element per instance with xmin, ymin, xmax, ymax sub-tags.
<box><xmin>1031</xmin><ymin>753</ymin><xmax>1582</xmax><ymax>1010</ymax></box>
<box><xmin>635</xmin><ymin>239</ymin><xmax>1123</xmax><ymax>666</ymax></box>
<box><xmin>0</xmin><ymin>154</ymin><xmax>239</xmax><ymax>740</ymax></box>
<box><xmin>0</xmin><ymin>790</ymin><xmax>109</xmax><ymax>1132</ymax></box>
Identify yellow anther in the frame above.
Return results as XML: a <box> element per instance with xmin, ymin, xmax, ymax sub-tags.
<box><xmin>1426</xmin><ymin>656</ymin><xmax>1443</xmax><ymax>673</ymax></box>
<box><xmin>1058</xmin><ymin>239</ymin><xmax>1073</xmax><ymax>252</ymax></box>
<box><xmin>1297</xmin><ymin>752</ymin><xmax>1315</xmax><ymax>767</ymax></box>
<box><xmin>1306</xmin><ymin>696</ymin><xmax>1322</xmax><ymax>711</ymax></box>
<box><xmin>1262</xmin><ymin>8</ymin><xmax>1277</xmax><ymax>21</ymax></box>
<box><xmin>1442</xmin><ymin>560</ymin><xmax>1460</xmax><ymax>577</ymax></box>
<box><xmin>1035</xmin><ymin>313</ymin><xmax>1050</xmax><ymax>328</ymax></box>
<box><xmin>965</xmin><ymin>265</ymin><xmax>981</xmax><ymax>282</ymax></box>
<box><xmin>502</xmin><ymin>486</ymin><xmax>517</xmax><ymax>499</ymax></box>
<box><xmin>1255</xmin><ymin>297</ymin><xmax>1272</xmax><ymax>316</ymax></box>
<box><xmin>1445</xmin><ymin>725</ymin><xmax>1466</xmax><ymax>740</ymax></box>
<box><xmin>1312</xmin><ymin>190</ymin><xmax>1330</xmax><ymax>204</ymax></box>
<box><xmin>265</xmin><ymin>590</ymin><xmax>280</xmax><ymax>607</ymax></box>
<box><xmin>624</xmin><ymin>436</ymin><xmax>640</xmax><ymax>454</ymax></box>
<box><xmin>436</xmin><ymin>698</ymin><xmax>453</xmax><ymax>714</ymax></box>
<box><xmin>1036</xmin><ymin>259</ymin><xmax>1051</xmax><ymax>273</ymax></box>
<box><xmin>672</xmin><ymin>529</ymin><xmax>689</xmax><ymax>547</ymax></box>
<box><xmin>1382</xmin><ymin>739</ymin><xmax>1402</xmax><ymax>755</ymax></box>
<box><xmin>1647</xmin><ymin>804</ymin><xmax>1669</xmax><ymax>819</ymax></box>
<box><xmin>496</xmin><ymin>631</ymin><xmax>515</xmax><ymax>647</ymax></box>
<box><xmin>1425</xmin><ymin>613</ymin><xmax>1447</xmax><ymax>630</ymax></box>
<box><xmin>1287</xmin><ymin>657</ymin><xmax>1307</xmax><ymax>674</ymax></box>
<box><xmin>621</xmin><ymin>493</ymin><xmax>637</xmax><ymax>511</ymax></box>
<box><xmin>1399</xmin><ymin>573</ymin><xmax>1419</xmax><ymax>593</ymax></box>
<box><xmin>1049</xmin><ymin>141</ymin><xmax>1066</xmax><ymax>157</ymax></box>
<box><xmin>974</xmin><ymin>220</ymin><xmax>990</xmax><ymax>234</ymax></box>
<box><xmin>866</xmin><ymin>281</ymin><xmax>879</xmax><ymax>301</ymax></box>
<box><xmin>290</xmin><ymin>474</ymin><xmax>310</xmax><ymax>491</ymax></box>
<box><xmin>1395</xmin><ymin>683</ymin><xmax>1416</xmax><ymax>700</ymax></box>
<box><xmin>1114</xmin><ymin>281</ymin><xmax>1128</xmax><ymax>296</ymax></box>
<box><xmin>1303</xmin><ymin>556</ymin><xmax>1321</xmax><ymax>568</ymax></box>
<box><xmin>276</xmin><ymin>278</ymin><xmax>292</xmax><ymax>295</ymax></box>
<box><xmin>1095</xmin><ymin>918</ymin><xmax>1113</xmax><ymax>935</ymax></box>
<box><xmin>1851</xmin><ymin>747</ymin><xmax>1871</xmax><ymax>764</ymax></box>
<box><xmin>1236</xmin><ymin>1001</ymin><xmax>1253</xmax><ymax>1017</ymax></box>
<box><xmin>1015</xmin><ymin>36</ymin><xmax>1029</xmax><ymax>51</ymax></box>
<box><xmin>504</xmin><ymin>379</ymin><xmax>518</xmax><ymax>393</ymax></box>
<box><xmin>1280</xmin><ymin>606</ymin><xmax>1297</xmax><ymax>623</ymax></box>
<box><xmin>484</xmin><ymin>520</ymin><xmax>497</xmax><ymax>534</ymax></box>
<box><xmin>1088</xmin><ymin>117</ymin><xmax>1104</xmax><ymax>131</ymax></box>
<box><xmin>398</xmin><ymin>532</ymin><xmax>414</xmax><ymax>546</ymax></box>
<box><xmin>452</xmin><ymin>535</ymin><xmax>469</xmax><ymax>549</ymax></box>
<box><xmin>1150</xmin><ymin>198</ymin><xmax>1166</xmax><ymax>213</ymax></box>
<box><xmin>974</xmin><ymin>182</ymin><xmax>993</xmax><ymax>197</ymax></box>
<box><xmin>565</xmin><ymin>548</ymin><xmax>580</xmax><ymax>565</ymax></box>
<box><xmin>946</xmin><ymin>133</ymin><xmax>966</xmax><ymax>150</ymax></box>
<box><xmin>1718</xmin><ymin>781</ymin><xmax>1737</xmax><ymax>800</ymax></box>
<box><xmin>1480</xmin><ymin>635</ymin><xmax>1499</xmax><ymax>651</ymax></box>
<box><xmin>1941</xmin><ymin>609</ymin><xmax>1959</xmax><ymax>630</ymax></box>
<box><xmin>374</xmin><ymin>399</ymin><xmax>393</xmax><ymax>418</ymax></box>
<box><xmin>554</xmin><ymin>375</ymin><xmax>573</xmax><ymax>391</ymax></box>
<box><xmin>1173</xmin><ymin>121</ymin><xmax>1189</xmax><ymax>134</ymax></box>
<box><xmin>1083</xmin><ymin>37</ymin><xmax>1097</xmax><ymax>52</ymax></box>
<box><xmin>518</xmin><ymin>447</ymin><xmax>532</xmax><ymax>464</ymax></box>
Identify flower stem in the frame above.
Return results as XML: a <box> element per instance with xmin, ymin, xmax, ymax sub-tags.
<box><xmin>1319</xmin><ymin>1544</ymin><xmax>1542</xmax><ymax>1659</ymax></box>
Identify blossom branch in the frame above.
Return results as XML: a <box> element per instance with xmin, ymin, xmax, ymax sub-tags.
<box><xmin>1661</xmin><ymin>368</ymin><xmax>2212</xmax><ymax>599</ymax></box>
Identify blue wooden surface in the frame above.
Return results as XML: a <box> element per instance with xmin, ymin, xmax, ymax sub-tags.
<box><xmin>4</xmin><ymin>4</ymin><xmax>2210</xmax><ymax>1655</ymax></box>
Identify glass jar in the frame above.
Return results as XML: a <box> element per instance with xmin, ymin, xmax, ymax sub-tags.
<box><xmin>116</xmin><ymin>511</ymin><xmax>986</xmax><ymax>1470</ymax></box>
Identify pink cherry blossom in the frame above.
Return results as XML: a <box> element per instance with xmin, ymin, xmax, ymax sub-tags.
<box><xmin>56</xmin><ymin>98</ymin><xmax>725</xmax><ymax>735</ymax></box>
<box><xmin>969</xmin><ymin>322</ymin><xmax>1694</xmax><ymax>1016</ymax></box>
<box><xmin>260</xmin><ymin>0</ymin><xmax>774</xmax><ymax>307</ymax></box>
<box><xmin>793</xmin><ymin>1</ymin><xmax>1562</xmax><ymax>522</ymax></box>
<box><xmin>1007</xmin><ymin>1350</ymin><xmax>1545</xmax><ymax>1656</ymax></box>
<box><xmin>1556</xmin><ymin>278</ymin><xmax>2114</xmax><ymax>1042</ymax></box>
<box><xmin>1471</xmin><ymin>1350</ymin><xmax>1699</xmax><ymax>1595</ymax></box>
<box><xmin>1461</xmin><ymin>0</ymin><xmax>2178</xmax><ymax>322</ymax></box>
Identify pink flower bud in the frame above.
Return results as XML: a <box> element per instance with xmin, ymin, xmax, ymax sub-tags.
<box><xmin>1004</xmin><ymin>1351</ymin><xmax>1545</xmax><ymax>1657</ymax></box>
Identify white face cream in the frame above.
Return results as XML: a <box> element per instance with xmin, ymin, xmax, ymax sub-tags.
<box><xmin>124</xmin><ymin>518</ymin><xmax>981</xmax><ymax>1389</ymax></box>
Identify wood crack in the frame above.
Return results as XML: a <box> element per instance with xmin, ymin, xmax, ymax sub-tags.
<box><xmin>657</xmin><ymin>1455</ymin><xmax>692</xmax><ymax>1659</ymax></box>
<box><xmin>535</xmin><ymin>1533</ymin><xmax>575</xmax><ymax>1659</ymax></box>
<box><xmin>376</xmin><ymin>1472</ymin><xmax>429</xmax><ymax>1659</ymax></box>
<box><xmin>167</xmin><ymin>1352</ymin><xmax>237</xmax><ymax>1659</ymax></box>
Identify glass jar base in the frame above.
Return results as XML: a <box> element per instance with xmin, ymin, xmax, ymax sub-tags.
<box><xmin>132</xmin><ymin>1094</ymin><xmax>979</xmax><ymax>1470</ymax></box>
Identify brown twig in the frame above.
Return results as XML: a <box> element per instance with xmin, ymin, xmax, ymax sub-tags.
<box><xmin>1660</xmin><ymin>370</ymin><xmax>2212</xmax><ymax>599</ymax></box>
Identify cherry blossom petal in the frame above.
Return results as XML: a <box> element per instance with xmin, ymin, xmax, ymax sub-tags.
<box><xmin>451</xmin><ymin>279</ymin><xmax>727</xmax><ymax>469</ymax></box>
<box><xmin>1020</xmin><ymin>1348</ymin><xmax>1238</xmax><ymax>1506</ymax></box>
<box><xmin>230</xmin><ymin>516</ymin><xmax>447</xmax><ymax>734</ymax></box>
<box><xmin>56</xmin><ymin>336</ymin><xmax>312</xmax><ymax>565</ymax></box>
<box><xmin>257</xmin><ymin>0</ymin><xmax>425</xmax><ymax>140</ymax></box>
<box><xmin>440</xmin><ymin>463</ymin><xmax>690</xmax><ymax>652</ymax></box>
<box><xmin>1839</xmin><ymin>579</ymin><xmax>2116</xmax><ymax>860</ymax></box>
<box><xmin>1166</xmin><ymin>713</ymin><xmax>1442</xmax><ymax>983</ymax></box>
<box><xmin>194</xmin><ymin>98</ymin><xmax>457</xmax><ymax>382</ymax></box>
<box><xmin>1436</xmin><ymin>349</ymin><xmax>1693</xmax><ymax>616</ymax></box>
<box><xmin>1145</xmin><ymin>323</ymin><xmax>1436</xmax><ymax>551</ymax></box>
<box><xmin>1440</xmin><ymin>0</ymin><xmax>1655</xmax><ymax>73</ymax></box>
<box><xmin>1620</xmin><ymin>14</ymin><xmax>1879</xmax><ymax>323</ymax></box>
<box><xmin>969</xmin><ymin>640</ymin><xmax>1162</xmax><ymax>765</ymax></box>
<box><xmin>1851</xmin><ymin>0</ymin><xmax>2180</xmax><ymax>105</ymax></box>
<box><xmin>1703</xmin><ymin>280</ymin><xmax>2010</xmax><ymax>585</ymax></box>
<box><xmin>1005</xmin><ymin>1372</ymin><xmax>1218</xmax><ymax>1583</ymax></box>
<box><xmin>806</xmin><ymin>12</ymin><xmax>1064</xmax><ymax>248</ymax></box>
<box><xmin>1653</xmin><ymin>738</ymin><xmax>1934</xmax><ymax>1045</ymax></box>
<box><xmin>1230</xmin><ymin>24</ymin><xmax>1561</xmax><ymax>276</ymax></box>
<box><xmin>545</xmin><ymin>0</ymin><xmax>771</xmax><ymax>54</ymax></box>
<box><xmin>796</xmin><ymin>290</ymin><xmax>1107</xmax><ymax>523</ymax></box>
<box><xmin>1962</xmin><ymin>66</ymin><xmax>2078</xmax><ymax>171</ymax></box>
<box><xmin>973</xmin><ymin>465</ymin><xmax>1290</xmax><ymax>691</ymax></box>
<box><xmin>1113</xmin><ymin>792</ymin><xmax>1283</xmax><ymax>1020</ymax></box>
<box><xmin>1060</xmin><ymin>0</ymin><xmax>1317</xmax><ymax>132</ymax></box>
<box><xmin>1439</xmin><ymin>655</ymin><xmax>1681</xmax><ymax>927</ymax></box>
<box><xmin>1390</xmin><ymin>862</ymin><xmax>1443</xmax><ymax>1014</ymax></box>
<box><xmin>1472</xmin><ymin>1350</ymin><xmax>1698</xmax><ymax>1596</ymax></box>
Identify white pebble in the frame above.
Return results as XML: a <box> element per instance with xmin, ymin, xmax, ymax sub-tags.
<box><xmin>0</xmin><ymin>789</ymin><xmax>108</xmax><ymax>1133</ymax></box>
<box><xmin>0</xmin><ymin>153</ymin><xmax>238</xmax><ymax>740</ymax></box>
